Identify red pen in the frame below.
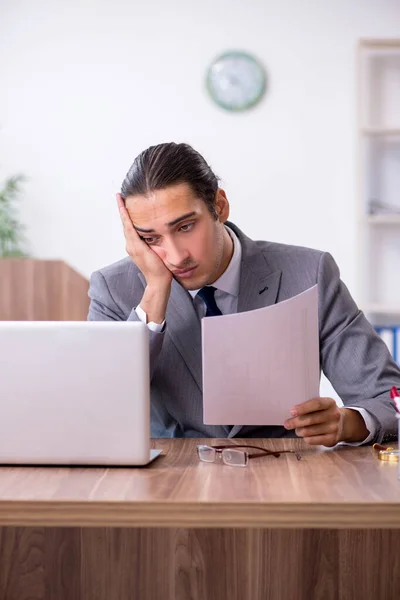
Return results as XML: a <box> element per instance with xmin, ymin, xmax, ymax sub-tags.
<box><xmin>390</xmin><ymin>387</ymin><xmax>400</xmax><ymax>413</ymax></box>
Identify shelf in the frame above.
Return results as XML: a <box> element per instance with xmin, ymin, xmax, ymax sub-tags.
<box><xmin>358</xmin><ymin>41</ymin><xmax>400</xmax><ymax>327</ymax></box>
<box><xmin>364</xmin><ymin>305</ymin><xmax>400</xmax><ymax>316</ymax></box>
<box><xmin>361</xmin><ymin>129</ymin><xmax>400</xmax><ymax>136</ymax></box>
<box><xmin>365</xmin><ymin>215</ymin><xmax>400</xmax><ymax>224</ymax></box>
<box><xmin>360</xmin><ymin>39</ymin><xmax>400</xmax><ymax>49</ymax></box>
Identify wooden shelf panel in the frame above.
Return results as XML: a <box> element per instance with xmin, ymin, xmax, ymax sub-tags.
<box><xmin>365</xmin><ymin>215</ymin><xmax>400</xmax><ymax>224</ymax></box>
<box><xmin>361</xmin><ymin>128</ymin><xmax>400</xmax><ymax>136</ymax></box>
<box><xmin>359</xmin><ymin>39</ymin><xmax>400</xmax><ymax>49</ymax></box>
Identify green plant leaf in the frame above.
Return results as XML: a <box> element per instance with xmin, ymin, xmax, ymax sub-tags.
<box><xmin>0</xmin><ymin>173</ymin><xmax>28</xmax><ymax>257</ymax></box>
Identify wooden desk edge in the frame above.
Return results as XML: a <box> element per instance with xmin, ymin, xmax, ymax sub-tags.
<box><xmin>1</xmin><ymin>501</ymin><xmax>400</xmax><ymax>528</ymax></box>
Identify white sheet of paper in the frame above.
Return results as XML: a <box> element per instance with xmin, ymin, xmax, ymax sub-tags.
<box><xmin>201</xmin><ymin>285</ymin><xmax>320</xmax><ymax>425</ymax></box>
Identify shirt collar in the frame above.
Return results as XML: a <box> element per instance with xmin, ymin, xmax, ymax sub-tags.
<box><xmin>189</xmin><ymin>226</ymin><xmax>242</xmax><ymax>299</ymax></box>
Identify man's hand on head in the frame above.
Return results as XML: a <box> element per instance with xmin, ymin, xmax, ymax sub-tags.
<box><xmin>117</xmin><ymin>193</ymin><xmax>172</xmax><ymax>288</ymax></box>
<box><xmin>117</xmin><ymin>193</ymin><xmax>172</xmax><ymax>325</ymax></box>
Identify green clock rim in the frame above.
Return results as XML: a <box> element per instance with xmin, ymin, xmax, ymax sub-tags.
<box><xmin>206</xmin><ymin>50</ymin><xmax>267</xmax><ymax>112</ymax></box>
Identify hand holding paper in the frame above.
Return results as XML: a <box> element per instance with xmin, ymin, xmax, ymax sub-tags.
<box><xmin>201</xmin><ymin>285</ymin><xmax>320</xmax><ymax>426</ymax></box>
<box><xmin>284</xmin><ymin>396</ymin><xmax>344</xmax><ymax>446</ymax></box>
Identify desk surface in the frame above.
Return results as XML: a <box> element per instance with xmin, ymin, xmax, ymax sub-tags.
<box><xmin>0</xmin><ymin>438</ymin><xmax>399</xmax><ymax>528</ymax></box>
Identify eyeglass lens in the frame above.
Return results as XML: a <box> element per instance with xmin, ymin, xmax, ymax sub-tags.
<box><xmin>222</xmin><ymin>449</ymin><xmax>248</xmax><ymax>466</ymax></box>
<box><xmin>197</xmin><ymin>445</ymin><xmax>216</xmax><ymax>462</ymax></box>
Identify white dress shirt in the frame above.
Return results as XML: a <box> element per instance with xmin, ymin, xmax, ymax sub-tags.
<box><xmin>135</xmin><ymin>226</ymin><xmax>375</xmax><ymax>444</ymax></box>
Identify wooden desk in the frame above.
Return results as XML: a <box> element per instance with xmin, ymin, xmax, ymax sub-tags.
<box><xmin>0</xmin><ymin>439</ymin><xmax>399</xmax><ymax>600</ymax></box>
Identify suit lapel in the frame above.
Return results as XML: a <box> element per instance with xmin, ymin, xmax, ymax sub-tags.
<box><xmin>227</xmin><ymin>223</ymin><xmax>282</xmax><ymax>438</ymax></box>
<box><xmin>166</xmin><ymin>279</ymin><xmax>203</xmax><ymax>392</ymax></box>
<box><xmin>237</xmin><ymin>267</ymin><xmax>282</xmax><ymax>313</ymax></box>
<box><xmin>139</xmin><ymin>223</ymin><xmax>283</xmax><ymax>437</ymax></box>
<box><xmin>137</xmin><ymin>271</ymin><xmax>202</xmax><ymax>391</ymax></box>
<box><xmin>229</xmin><ymin>222</ymin><xmax>282</xmax><ymax>314</ymax></box>
<box><xmin>165</xmin><ymin>284</ymin><xmax>231</xmax><ymax>435</ymax></box>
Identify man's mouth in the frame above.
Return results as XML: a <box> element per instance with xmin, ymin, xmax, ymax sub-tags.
<box><xmin>172</xmin><ymin>266</ymin><xmax>198</xmax><ymax>278</ymax></box>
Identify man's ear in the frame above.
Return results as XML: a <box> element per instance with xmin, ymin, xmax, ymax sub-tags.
<box><xmin>215</xmin><ymin>189</ymin><xmax>230</xmax><ymax>222</ymax></box>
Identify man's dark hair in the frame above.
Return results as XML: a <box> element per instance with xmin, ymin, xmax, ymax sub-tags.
<box><xmin>120</xmin><ymin>142</ymin><xmax>219</xmax><ymax>219</ymax></box>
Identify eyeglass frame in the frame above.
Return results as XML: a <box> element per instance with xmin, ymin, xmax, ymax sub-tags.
<box><xmin>196</xmin><ymin>444</ymin><xmax>301</xmax><ymax>467</ymax></box>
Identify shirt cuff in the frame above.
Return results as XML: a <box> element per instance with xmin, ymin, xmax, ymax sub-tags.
<box><xmin>338</xmin><ymin>407</ymin><xmax>376</xmax><ymax>446</ymax></box>
<box><xmin>135</xmin><ymin>304</ymin><xmax>165</xmax><ymax>333</ymax></box>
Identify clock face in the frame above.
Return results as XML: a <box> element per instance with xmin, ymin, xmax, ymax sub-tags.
<box><xmin>206</xmin><ymin>51</ymin><xmax>266</xmax><ymax>112</ymax></box>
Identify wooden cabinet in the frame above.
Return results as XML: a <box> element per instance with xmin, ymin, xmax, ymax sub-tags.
<box><xmin>0</xmin><ymin>438</ymin><xmax>399</xmax><ymax>600</ymax></box>
<box><xmin>0</xmin><ymin>259</ymin><xmax>89</xmax><ymax>321</ymax></box>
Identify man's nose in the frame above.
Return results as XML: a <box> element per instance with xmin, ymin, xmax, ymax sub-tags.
<box><xmin>165</xmin><ymin>240</ymin><xmax>190</xmax><ymax>267</ymax></box>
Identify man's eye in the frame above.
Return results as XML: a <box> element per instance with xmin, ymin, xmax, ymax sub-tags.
<box><xmin>180</xmin><ymin>223</ymin><xmax>194</xmax><ymax>232</ymax></box>
<box><xmin>141</xmin><ymin>237</ymin><xmax>158</xmax><ymax>245</ymax></box>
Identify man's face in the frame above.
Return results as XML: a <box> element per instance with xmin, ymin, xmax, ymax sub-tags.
<box><xmin>125</xmin><ymin>182</ymin><xmax>232</xmax><ymax>290</ymax></box>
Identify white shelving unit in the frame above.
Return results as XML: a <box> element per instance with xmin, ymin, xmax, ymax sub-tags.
<box><xmin>357</xmin><ymin>39</ymin><xmax>400</xmax><ymax>329</ymax></box>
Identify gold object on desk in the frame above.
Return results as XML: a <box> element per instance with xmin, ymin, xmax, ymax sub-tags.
<box><xmin>373</xmin><ymin>443</ymin><xmax>399</xmax><ymax>462</ymax></box>
<box><xmin>373</xmin><ymin>443</ymin><xmax>394</xmax><ymax>451</ymax></box>
<box><xmin>377</xmin><ymin>449</ymin><xmax>399</xmax><ymax>463</ymax></box>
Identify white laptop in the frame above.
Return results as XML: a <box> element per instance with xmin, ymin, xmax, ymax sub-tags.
<box><xmin>0</xmin><ymin>321</ymin><xmax>162</xmax><ymax>466</ymax></box>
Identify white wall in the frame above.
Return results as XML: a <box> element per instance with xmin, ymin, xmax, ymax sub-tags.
<box><xmin>1</xmin><ymin>0</ymin><xmax>399</xmax><ymax>283</ymax></box>
<box><xmin>2</xmin><ymin>0</ymin><xmax>399</xmax><ymax>400</ymax></box>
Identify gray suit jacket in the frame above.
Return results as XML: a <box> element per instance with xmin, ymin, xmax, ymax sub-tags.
<box><xmin>88</xmin><ymin>222</ymin><xmax>400</xmax><ymax>443</ymax></box>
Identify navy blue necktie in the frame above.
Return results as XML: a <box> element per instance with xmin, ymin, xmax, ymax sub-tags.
<box><xmin>197</xmin><ymin>286</ymin><xmax>222</xmax><ymax>317</ymax></box>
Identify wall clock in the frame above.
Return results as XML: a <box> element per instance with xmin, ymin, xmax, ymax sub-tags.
<box><xmin>206</xmin><ymin>50</ymin><xmax>267</xmax><ymax>112</ymax></box>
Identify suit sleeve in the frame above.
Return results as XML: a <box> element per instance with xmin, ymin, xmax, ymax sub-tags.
<box><xmin>318</xmin><ymin>252</ymin><xmax>400</xmax><ymax>444</ymax></box>
<box><xmin>87</xmin><ymin>270</ymin><xmax>165</xmax><ymax>379</ymax></box>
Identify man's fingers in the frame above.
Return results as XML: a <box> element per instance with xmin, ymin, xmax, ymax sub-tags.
<box><xmin>295</xmin><ymin>421</ymin><xmax>339</xmax><ymax>438</ymax></box>
<box><xmin>114</xmin><ymin>194</ymin><xmax>172</xmax><ymax>286</ymax></box>
<box><xmin>117</xmin><ymin>196</ymin><xmax>132</xmax><ymax>230</ymax></box>
<box><xmin>285</xmin><ymin>406</ymin><xmax>340</xmax><ymax>430</ymax></box>
<box><xmin>290</xmin><ymin>396</ymin><xmax>333</xmax><ymax>417</ymax></box>
<box><xmin>284</xmin><ymin>396</ymin><xmax>344</xmax><ymax>447</ymax></box>
<box><xmin>116</xmin><ymin>193</ymin><xmax>131</xmax><ymax>224</ymax></box>
<box><xmin>116</xmin><ymin>194</ymin><xmax>140</xmax><ymax>240</ymax></box>
<box><xmin>116</xmin><ymin>193</ymin><xmax>124</xmax><ymax>209</ymax></box>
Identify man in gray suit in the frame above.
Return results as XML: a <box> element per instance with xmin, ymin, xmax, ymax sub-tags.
<box><xmin>88</xmin><ymin>142</ymin><xmax>400</xmax><ymax>446</ymax></box>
